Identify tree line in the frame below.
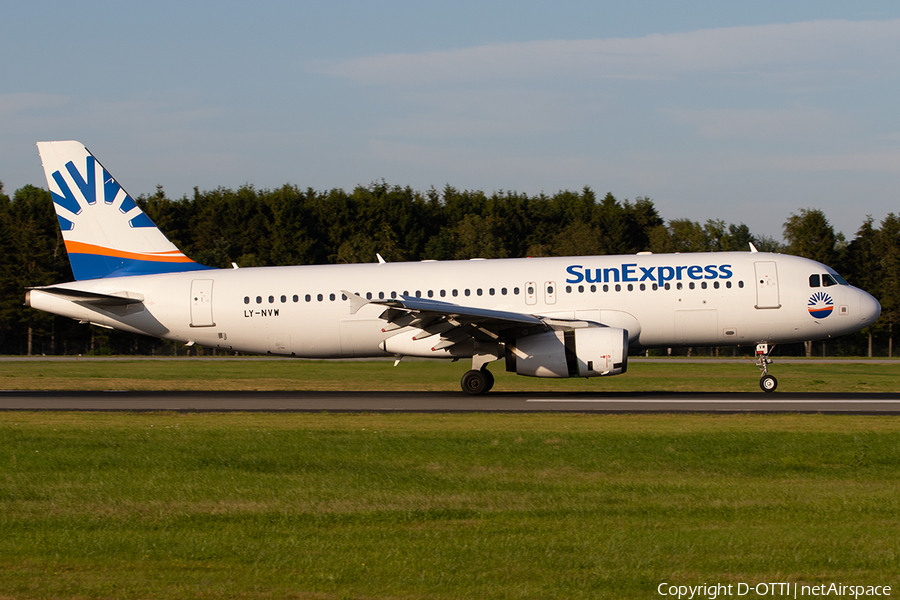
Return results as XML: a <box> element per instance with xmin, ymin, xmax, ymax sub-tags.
<box><xmin>0</xmin><ymin>180</ymin><xmax>895</xmax><ymax>356</ymax></box>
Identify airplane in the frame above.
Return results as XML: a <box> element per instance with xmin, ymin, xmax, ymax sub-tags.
<box><xmin>25</xmin><ymin>141</ymin><xmax>881</xmax><ymax>394</ymax></box>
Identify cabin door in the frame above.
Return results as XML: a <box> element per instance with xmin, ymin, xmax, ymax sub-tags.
<box><xmin>190</xmin><ymin>279</ymin><xmax>215</xmax><ymax>327</ymax></box>
<box><xmin>754</xmin><ymin>262</ymin><xmax>781</xmax><ymax>309</ymax></box>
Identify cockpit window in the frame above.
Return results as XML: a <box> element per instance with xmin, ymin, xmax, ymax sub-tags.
<box><xmin>830</xmin><ymin>272</ymin><xmax>849</xmax><ymax>285</ymax></box>
<box><xmin>811</xmin><ymin>272</ymin><xmax>849</xmax><ymax>288</ymax></box>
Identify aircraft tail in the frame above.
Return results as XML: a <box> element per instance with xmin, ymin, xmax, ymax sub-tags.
<box><xmin>36</xmin><ymin>141</ymin><xmax>211</xmax><ymax>280</ymax></box>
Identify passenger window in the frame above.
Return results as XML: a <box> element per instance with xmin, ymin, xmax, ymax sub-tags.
<box><xmin>603</xmin><ymin>284</ymin><xmax>609</xmax><ymax>292</ymax></box>
<box><xmin>366</xmin><ymin>292</ymin><xmax>372</xmax><ymax>300</ymax></box>
<box><xmin>305</xmin><ymin>294</ymin><xmax>311</xmax><ymax>302</ymax></box>
<box><xmin>415</xmin><ymin>291</ymin><xmax>422</xmax><ymax>298</ymax></box>
<box><xmin>317</xmin><ymin>294</ymin><xmax>323</xmax><ymax>302</ymax></box>
<box><xmin>244</xmin><ymin>296</ymin><xmax>250</xmax><ymax>304</ymax></box>
<box><xmin>809</xmin><ymin>274</ymin><xmax>821</xmax><ymax>288</ymax></box>
<box><xmin>627</xmin><ymin>284</ymin><xmax>633</xmax><ymax>292</ymax></box>
<box><xmin>428</xmin><ymin>290</ymin><xmax>434</xmax><ymax>298</ymax></box>
<box><xmin>689</xmin><ymin>282</ymin><xmax>695</xmax><ymax>290</ymax></box>
<box><xmin>256</xmin><ymin>296</ymin><xmax>263</xmax><ymax>304</ymax></box>
<box><xmin>514</xmin><ymin>287</ymin><xmax>520</xmax><ymax>295</ymax></box>
<box><xmin>615</xmin><ymin>284</ymin><xmax>621</xmax><ymax>292</ymax></box>
<box><xmin>391</xmin><ymin>291</ymin><xmax>397</xmax><ymax>299</ymax></box>
<box><xmin>701</xmin><ymin>282</ymin><xmax>708</xmax><ymax>290</ymax></box>
<box><xmin>725</xmin><ymin>282</ymin><xmax>731</xmax><ymax>289</ymax></box>
<box><xmin>281</xmin><ymin>295</ymin><xmax>286</xmax><ymax>303</ymax></box>
<box><xmin>440</xmin><ymin>290</ymin><xmax>446</xmax><ymax>297</ymax></box>
<box><xmin>639</xmin><ymin>284</ymin><xmax>646</xmax><ymax>291</ymax></box>
<box><xmin>465</xmin><ymin>289</ymin><xmax>471</xmax><ymax>296</ymax></box>
<box><xmin>452</xmin><ymin>289</ymin><xmax>458</xmax><ymax>297</ymax></box>
<box><xmin>489</xmin><ymin>288</ymin><xmax>495</xmax><ymax>296</ymax></box>
<box><xmin>268</xmin><ymin>296</ymin><xmax>274</xmax><ymax>303</ymax></box>
<box><xmin>566</xmin><ymin>285</ymin><xmax>572</xmax><ymax>293</ymax></box>
<box><xmin>677</xmin><ymin>283</ymin><xmax>683</xmax><ymax>290</ymax></box>
<box><xmin>329</xmin><ymin>293</ymin><xmax>335</xmax><ymax>301</ymax></box>
<box><xmin>379</xmin><ymin>291</ymin><xmax>385</xmax><ymax>299</ymax></box>
<box><xmin>501</xmin><ymin>287</ymin><xmax>507</xmax><ymax>295</ymax></box>
<box><xmin>713</xmin><ymin>281</ymin><xmax>719</xmax><ymax>289</ymax></box>
<box><xmin>293</xmin><ymin>295</ymin><xmax>299</xmax><ymax>302</ymax></box>
<box><xmin>590</xmin><ymin>285</ymin><xmax>596</xmax><ymax>292</ymax></box>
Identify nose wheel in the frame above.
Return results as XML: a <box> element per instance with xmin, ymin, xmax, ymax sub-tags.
<box><xmin>756</xmin><ymin>343</ymin><xmax>777</xmax><ymax>393</ymax></box>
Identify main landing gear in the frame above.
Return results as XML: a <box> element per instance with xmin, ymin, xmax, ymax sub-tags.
<box><xmin>461</xmin><ymin>368</ymin><xmax>494</xmax><ymax>395</ymax></box>
<box><xmin>756</xmin><ymin>343</ymin><xmax>777</xmax><ymax>392</ymax></box>
<box><xmin>460</xmin><ymin>352</ymin><xmax>498</xmax><ymax>395</ymax></box>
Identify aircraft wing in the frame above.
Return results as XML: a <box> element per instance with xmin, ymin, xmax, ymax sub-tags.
<box><xmin>377</xmin><ymin>295</ymin><xmax>544</xmax><ymax>325</ymax></box>
<box><xmin>344</xmin><ymin>291</ymin><xmax>596</xmax><ymax>351</ymax></box>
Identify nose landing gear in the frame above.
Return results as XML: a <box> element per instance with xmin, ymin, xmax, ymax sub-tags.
<box><xmin>756</xmin><ymin>343</ymin><xmax>777</xmax><ymax>392</ymax></box>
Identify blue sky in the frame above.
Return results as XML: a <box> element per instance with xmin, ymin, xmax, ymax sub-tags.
<box><xmin>2</xmin><ymin>1</ymin><xmax>899</xmax><ymax>242</ymax></box>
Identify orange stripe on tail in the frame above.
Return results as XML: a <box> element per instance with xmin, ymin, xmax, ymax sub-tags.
<box><xmin>64</xmin><ymin>241</ymin><xmax>196</xmax><ymax>263</ymax></box>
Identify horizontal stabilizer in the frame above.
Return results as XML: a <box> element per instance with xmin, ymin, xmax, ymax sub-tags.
<box><xmin>27</xmin><ymin>286</ymin><xmax>144</xmax><ymax>306</ymax></box>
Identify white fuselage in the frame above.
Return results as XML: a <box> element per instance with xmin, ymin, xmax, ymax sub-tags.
<box><xmin>27</xmin><ymin>251</ymin><xmax>881</xmax><ymax>359</ymax></box>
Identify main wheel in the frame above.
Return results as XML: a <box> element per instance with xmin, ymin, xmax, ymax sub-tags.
<box><xmin>481</xmin><ymin>368</ymin><xmax>495</xmax><ymax>393</ymax></box>
<box><xmin>461</xmin><ymin>369</ymin><xmax>489</xmax><ymax>395</ymax></box>
<box><xmin>760</xmin><ymin>374</ymin><xmax>778</xmax><ymax>393</ymax></box>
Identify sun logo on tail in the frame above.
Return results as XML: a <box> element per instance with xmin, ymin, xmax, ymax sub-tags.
<box><xmin>49</xmin><ymin>155</ymin><xmax>155</xmax><ymax>232</ymax></box>
<box><xmin>808</xmin><ymin>291</ymin><xmax>834</xmax><ymax>319</ymax></box>
<box><xmin>38</xmin><ymin>140</ymin><xmax>210</xmax><ymax>279</ymax></box>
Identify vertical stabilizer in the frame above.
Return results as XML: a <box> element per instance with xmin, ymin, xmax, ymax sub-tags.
<box><xmin>36</xmin><ymin>141</ymin><xmax>211</xmax><ymax>280</ymax></box>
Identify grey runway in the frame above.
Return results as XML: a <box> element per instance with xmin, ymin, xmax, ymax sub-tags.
<box><xmin>2</xmin><ymin>390</ymin><xmax>900</xmax><ymax>413</ymax></box>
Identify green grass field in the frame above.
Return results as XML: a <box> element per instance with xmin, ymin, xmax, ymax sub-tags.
<box><xmin>1</xmin><ymin>412</ymin><xmax>899</xmax><ymax>599</ymax></box>
<box><xmin>1</xmin><ymin>357</ymin><xmax>900</xmax><ymax>392</ymax></box>
<box><xmin>1</xmin><ymin>359</ymin><xmax>899</xmax><ymax>599</ymax></box>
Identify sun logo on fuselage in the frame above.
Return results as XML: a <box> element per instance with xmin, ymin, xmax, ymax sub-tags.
<box><xmin>808</xmin><ymin>291</ymin><xmax>834</xmax><ymax>319</ymax></box>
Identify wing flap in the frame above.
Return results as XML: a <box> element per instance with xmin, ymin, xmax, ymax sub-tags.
<box><xmin>377</xmin><ymin>295</ymin><xmax>544</xmax><ymax>325</ymax></box>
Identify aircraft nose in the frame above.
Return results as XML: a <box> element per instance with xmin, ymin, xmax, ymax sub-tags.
<box><xmin>858</xmin><ymin>290</ymin><xmax>881</xmax><ymax>327</ymax></box>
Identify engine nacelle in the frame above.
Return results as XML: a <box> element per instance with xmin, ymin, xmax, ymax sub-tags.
<box><xmin>506</xmin><ymin>327</ymin><xmax>628</xmax><ymax>378</ymax></box>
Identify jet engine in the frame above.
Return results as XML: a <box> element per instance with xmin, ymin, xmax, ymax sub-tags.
<box><xmin>505</xmin><ymin>327</ymin><xmax>628</xmax><ymax>378</ymax></box>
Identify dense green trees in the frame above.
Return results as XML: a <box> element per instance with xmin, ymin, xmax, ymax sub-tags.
<box><xmin>0</xmin><ymin>179</ymin><xmax>892</xmax><ymax>355</ymax></box>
